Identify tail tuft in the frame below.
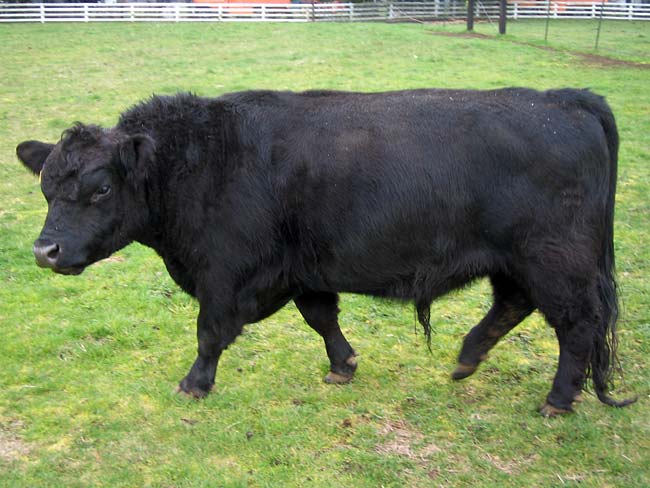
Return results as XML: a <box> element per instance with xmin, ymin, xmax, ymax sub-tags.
<box><xmin>416</xmin><ymin>299</ymin><xmax>433</xmax><ymax>352</ymax></box>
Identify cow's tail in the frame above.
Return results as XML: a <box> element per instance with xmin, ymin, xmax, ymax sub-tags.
<box><xmin>583</xmin><ymin>93</ymin><xmax>637</xmax><ymax>408</ymax></box>
<box><xmin>416</xmin><ymin>299</ymin><xmax>433</xmax><ymax>352</ymax></box>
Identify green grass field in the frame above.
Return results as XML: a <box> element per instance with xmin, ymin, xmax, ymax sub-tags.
<box><xmin>1</xmin><ymin>20</ymin><xmax>649</xmax><ymax>487</ymax></box>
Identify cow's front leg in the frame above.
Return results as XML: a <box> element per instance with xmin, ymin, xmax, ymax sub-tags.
<box><xmin>177</xmin><ymin>303</ymin><xmax>243</xmax><ymax>398</ymax></box>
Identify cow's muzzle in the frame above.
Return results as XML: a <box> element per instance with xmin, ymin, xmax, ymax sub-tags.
<box><xmin>33</xmin><ymin>238</ymin><xmax>84</xmax><ymax>275</ymax></box>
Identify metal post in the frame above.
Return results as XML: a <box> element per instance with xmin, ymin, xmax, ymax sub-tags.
<box><xmin>595</xmin><ymin>0</ymin><xmax>605</xmax><ymax>50</ymax></box>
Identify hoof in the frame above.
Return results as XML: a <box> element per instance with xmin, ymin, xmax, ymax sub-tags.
<box><xmin>451</xmin><ymin>362</ymin><xmax>477</xmax><ymax>381</ymax></box>
<box><xmin>175</xmin><ymin>383</ymin><xmax>213</xmax><ymax>399</ymax></box>
<box><xmin>539</xmin><ymin>402</ymin><xmax>572</xmax><ymax>417</ymax></box>
<box><xmin>324</xmin><ymin>371</ymin><xmax>354</xmax><ymax>384</ymax></box>
<box><xmin>324</xmin><ymin>355</ymin><xmax>357</xmax><ymax>384</ymax></box>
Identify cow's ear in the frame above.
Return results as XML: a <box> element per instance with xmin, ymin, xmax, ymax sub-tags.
<box><xmin>118</xmin><ymin>134</ymin><xmax>155</xmax><ymax>188</ymax></box>
<box><xmin>16</xmin><ymin>140</ymin><xmax>55</xmax><ymax>176</ymax></box>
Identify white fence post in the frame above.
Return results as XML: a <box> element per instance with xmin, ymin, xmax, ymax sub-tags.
<box><xmin>39</xmin><ymin>3</ymin><xmax>45</xmax><ymax>23</ymax></box>
<box><xmin>349</xmin><ymin>3</ymin><xmax>354</xmax><ymax>21</ymax></box>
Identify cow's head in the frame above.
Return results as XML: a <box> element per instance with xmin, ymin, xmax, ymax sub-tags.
<box><xmin>16</xmin><ymin>124</ymin><xmax>155</xmax><ymax>275</ymax></box>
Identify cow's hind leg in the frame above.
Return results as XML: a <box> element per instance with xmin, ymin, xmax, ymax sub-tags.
<box><xmin>294</xmin><ymin>291</ymin><xmax>357</xmax><ymax>384</ymax></box>
<box><xmin>452</xmin><ymin>273</ymin><xmax>534</xmax><ymax>380</ymax></box>
<box><xmin>538</xmin><ymin>323</ymin><xmax>592</xmax><ymax>416</ymax></box>
<box><xmin>534</xmin><ymin>278</ymin><xmax>603</xmax><ymax>416</ymax></box>
<box><xmin>523</xmin><ymin>253</ymin><xmax>618</xmax><ymax>416</ymax></box>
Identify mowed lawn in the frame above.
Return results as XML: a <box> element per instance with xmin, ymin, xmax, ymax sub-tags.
<box><xmin>0</xmin><ymin>20</ymin><xmax>649</xmax><ymax>487</ymax></box>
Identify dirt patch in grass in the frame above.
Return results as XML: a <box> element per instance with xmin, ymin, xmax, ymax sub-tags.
<box><xmin>375</xmin><ymin>419</ymin><xmax>441</xmax><ymax>460</ymax></box>
<box><xmin>517</xmin><ymin>40</ymin><xmax>650</xmax><ymax>69</ymax></box>
<box><xmin>573</xmin><ymin>51</ymin><xmax>650</xmax><ymax>69</ymax></box>
<box><xmin>0</xmin><ymin>420</ymin><xmax>31</xmax><ymax>463</ymax></box>
<box><xmin>375</xmin><ymin>419</ymin><xmax>542</xmax><ymax>477</ymax></box>
<box><xmin>98</xmin><ymin>255</ymin><xmax>126</xmax><ymax>265</ymax></box>
<box><xmin>429</xmin><ymin>31</ymin><xmax>650</xmax><ymax>69</ymax></box>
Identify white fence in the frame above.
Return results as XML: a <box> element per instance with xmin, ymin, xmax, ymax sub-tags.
<box><xmin>511</xmin><ymin>1</ymin><xmax>650</xmax><ymax>19</ymax></box>
<box><xmin>0</xmin><ymin>1</ymin><xmax>648</xmax><ymax>23</ymax></box>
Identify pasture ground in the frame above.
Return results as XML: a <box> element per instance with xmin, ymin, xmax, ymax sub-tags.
<box><xmin>0</xmin><ymin>20</ymin><xmax>649</xmax><ymax>487</ymax></box>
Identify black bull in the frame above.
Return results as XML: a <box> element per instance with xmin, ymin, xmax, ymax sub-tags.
<box><xmin>16</xmin><ymin>88</ymin><xmax>636</xmax><ymax>415</ymax></box>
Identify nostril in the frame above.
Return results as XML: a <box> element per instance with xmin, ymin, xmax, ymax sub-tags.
<box><xmin>33</xmin><ymin>239</ymin><xmax>60</xmax><ymax>268</ymax></box>
<box><xmin>47</xmin><ymin>244</ymin><xmax>60</xmax><ymax>260</ymax></box>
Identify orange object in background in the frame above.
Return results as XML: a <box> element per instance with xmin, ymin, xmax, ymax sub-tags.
<box><xmin>193</xmin><ymin>0</ymin><xmax>291</xmax><ymax>16</ymax></box>
<box><xmin>516</xmin><ymin>0</ymin><xmax>613</xmax><ymax>13</ymax></box>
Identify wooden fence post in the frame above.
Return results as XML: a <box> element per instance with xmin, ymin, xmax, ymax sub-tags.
<box><xmin>499</xmin><ymin>0</ymin><xmax>507</xmax><ymax>34</ymax></box>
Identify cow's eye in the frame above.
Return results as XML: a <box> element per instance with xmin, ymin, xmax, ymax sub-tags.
<box><xmin>91</xmin><ymin>184</ymin><xmax>111</xmax><ymax>203</ymax></box>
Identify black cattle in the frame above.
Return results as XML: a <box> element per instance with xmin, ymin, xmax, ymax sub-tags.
<box><xmin>17</xmin><ymin>88</ymin><xmax>636</xmax><ymax>415</ymax></box>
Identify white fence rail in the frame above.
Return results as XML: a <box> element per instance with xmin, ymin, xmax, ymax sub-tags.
<box><xmin>0</xmin><ymin>2</ymin><xmax>648</xmax><ymax>23</ymax></box>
